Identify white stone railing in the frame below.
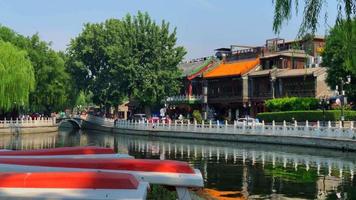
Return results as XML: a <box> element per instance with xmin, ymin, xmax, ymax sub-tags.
<box><xmin>0</xmin><ymin>117</ymin><xmax>56</xmax><ymax>128</ymax></box>
<box><xmin>116</xmin><ymin>119</ymin><xmax>356</xmax><ymax>140</ymax></box>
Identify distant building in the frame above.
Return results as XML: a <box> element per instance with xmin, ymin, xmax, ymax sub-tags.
<box><xmin>248</xmin><ymin>36</ymin><xmax>332</xmax><ymax>116</ymax></box>
<box><xmin>166</xmin><ymin>36</ymin><xmax>332</xmax><ymax>120</ymax></box>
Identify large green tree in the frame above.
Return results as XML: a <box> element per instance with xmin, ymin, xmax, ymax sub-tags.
<box><xmin>68</xmin><ymin>12</ymin><xmax>185</xmax><ymax>114</ymax></box>
<box><xmin>0</xmin><ymin>25</ymin><xmax>71</xmax><ymax>114</ymax></box>
<box><xmin>323</xmin><ymin>19</ymin><xmax>356</xmax><ymax>101</ymax></box>
<box><xmin>0</xmin><ymin>40</ymin><xmax>35</xmax><ymax>113</ymax></box>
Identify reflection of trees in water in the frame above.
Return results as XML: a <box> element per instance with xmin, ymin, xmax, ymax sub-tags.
<box><xmin>0</xmin><ymin>132</ymin><xmax>57</xmax><ymax>150</ymax></box>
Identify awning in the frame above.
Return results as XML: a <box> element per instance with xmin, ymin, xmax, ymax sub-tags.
<box><xmin>203</xmin><ymin>58</ymin><xmax>260</xmax><ymax>78</ymax></box>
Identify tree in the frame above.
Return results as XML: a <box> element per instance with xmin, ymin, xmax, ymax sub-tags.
<box><xmin>68</xmin><ymin>12</ymin><xmax>186</xmax><ymax>115</ymax></box>
<box><xmin>322</xmin><ymin>19</ymin><xmax>356</xmax><ymax>101</ymax></box>
<box><xmin>0</xmin><ymin>40</ymin><xmax>35</xmax><ymax>114</ymax></box>
<box><xmin>67</xmin><ymin>20</ymin><xmax>126</xmax><ymax>112</ymax></box>
<box><xmin>0</xmin><ymin>25</ymin><xmax>71</xmax><ymax>114</ymax></box>
<box><xmin>116</xmin><ymin>12</ymin><xmax>186</xmax><ymax>114</ymax></box>
<box><xmin>272</xmin><ymin>0</ymin><xmax>356</xmax><ymax>35</ymax></box>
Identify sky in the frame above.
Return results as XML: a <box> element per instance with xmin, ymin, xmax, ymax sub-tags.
<box><xmin>0</xmin><ymin>0</ymin><xmax>339</xmax><ymax>60</ymax></box>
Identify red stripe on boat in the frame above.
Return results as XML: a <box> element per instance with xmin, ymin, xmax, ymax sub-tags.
<box><xmin>0</xmin><ymin>158</ymin><xmax>195</xmax><ymax>174</ymax></box>
<box><xmin>0</xmin><ymin>172</ymin><xmax>138</xmax><ymax>189</ymax></box>
<box><xmin>0</xmin><ymin>146</ymin><xmax>114</xmax><ymax>156</ymax></box>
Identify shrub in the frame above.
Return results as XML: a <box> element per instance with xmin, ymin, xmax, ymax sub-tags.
<box><xmin>265</xmin><ymin>97</ymin><xmax>319</xmax><ymax>112</ymax></box>
<box><xmin>256</xmin><ymin>110</ymin><xmax>356</xmax><ymax>122</ymax></box>
<box><xmin>192</xmin><ymin>110</ymin><xmax>203</xmax><ymax>123</ymax></box>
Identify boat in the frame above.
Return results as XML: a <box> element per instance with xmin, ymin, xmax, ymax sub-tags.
<box><xmin>0</xmin><ymin>158</ymin><xmax>204</xmax><ymax>199</ymax></box>
<box><xmin>0</xmin><ymin>146</ymin><xmax>133</xmax><ymax>159</ymax></box>
<box><xmin>0</xmin><ymin>171</ymin><xmax>148</xmax><ymax>200</ymax></box>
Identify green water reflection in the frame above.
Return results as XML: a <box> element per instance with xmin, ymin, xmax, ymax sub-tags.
<box><xmin>1</xmin><ymin>129</ymin><xmax>356</xmax><ymax>200</ymax></box>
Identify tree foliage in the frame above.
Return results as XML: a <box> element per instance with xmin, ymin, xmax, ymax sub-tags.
<box><xmin>265</xmin><ymin>97</ymin><xmax>319</xmax><ymax>112</ymax></box>
<box><xmin>0</xmin><ymin>25</ymin><xmax>71</xmax><ymax>113</ymax></box>
<box><xmin>323</xmin><ymin>19</ymin><xmax>356</xmax><ymax>101</ymax></box>
<box><xmin>0</xmin><ymin>41</ymin><xmax>35</xmax><ymax>111</ymax></box>
<box><xmin>272</xmin><ymin>0</ymin><xmax>356</xmax><ymax>35</ymax></box>
<box><xmin>68</xmin><ymin>12</ymin><xmax>186</xmax><ymax>110</ymax></box>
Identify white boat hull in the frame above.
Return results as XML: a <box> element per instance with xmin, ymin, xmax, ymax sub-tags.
<box><xmin>0</xmin><ymin>185</ymin><xmax>148</xmax><ymax>200</ymax></box>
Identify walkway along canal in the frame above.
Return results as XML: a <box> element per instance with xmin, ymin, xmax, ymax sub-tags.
<box><xmin>81</xmin><ymin>115</ymin><xmax>356</xmax><ymax>151</ymax></box>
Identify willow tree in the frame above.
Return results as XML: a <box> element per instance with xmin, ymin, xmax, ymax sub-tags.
<box><xmin>272</xmin><ymin>0</ymin><xmax>356</xmax><ymax>35</ymax></box>
<box><xmin>0</xmin><ymin>41</ymin><xmax>35</xmax><ymax>113</ymax></box>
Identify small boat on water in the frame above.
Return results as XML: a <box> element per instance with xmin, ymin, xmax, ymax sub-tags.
<box><xmin>0</xmin><ymin>158</ymin><xmax>203</xmax><ymax>188</ymax></box>
<box><xmin>0</xmin><ymin>158</ymin><xmax>204</xmax><ymax>199</ymax></box>
<box><xmin>0</xmin><ymin>171</ymin><xmax>148</xmax><ymax>200</ymax></box>
<box><xmin>0</xmin><ymin>146</ymin><xmax>133</xmax><ymax>159</ymax></box>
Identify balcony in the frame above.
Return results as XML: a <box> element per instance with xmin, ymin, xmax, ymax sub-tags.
<box><xmin>166</xmin><ymin>95</ymin><xmax>203</xmax><ymax>105</ymax></box>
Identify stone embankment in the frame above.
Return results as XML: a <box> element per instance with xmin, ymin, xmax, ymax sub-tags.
<box><xmin>82</xmin><ymin>115</ymin><xmax>356</xmax><ymax>151</ymax></box>
<box><xmin>0</xmin><ymin>118</ymin><xmax>58</xmax><ymax>134</ymax></box>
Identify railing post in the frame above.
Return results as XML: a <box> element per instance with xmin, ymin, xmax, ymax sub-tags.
<box><xmin>209</xmin><ymin>120</ymin><xmax>212</xmax><ymax>129</ymax></box>
<box><xmin>225</xmin><ymin>120</ymin><xmax>228</xmax><ymax>132</ymax></box>
<box><xmin>351</xmin><ymin>121</ymin><xmax>354</xmax><ymax>130</ymax></box>
<box><xmin>217</xmin><ymin>120</ymin><xmax>220</xmax><ymax>130</ymax></box>
<box><xmin>339</xmin><ymin>121</ymin><xmax>343</xmax><ymax>129</ymax></box>
<box><xmin>271</xmin><ymin>120</ymin><xmax>274</xmax><ymax>134</ymax></box>
<box><xmin>4</xmin><ymin>118</ymin><xmax>6</xmax><ymax>127</ymax></box>
<box><xmin>194</xmin><ymin>119</ymin><xmax>197</xmax><ymax>131</ymax></box>
<box><xmin>328</xmin><ymin>121</ymin><xmax>331</xmax><ymax>128</ymax></box>
<box><xmin>202</xmin><ymin>120</ymin><xmax>205</xmax><ymax>130</ymax></box>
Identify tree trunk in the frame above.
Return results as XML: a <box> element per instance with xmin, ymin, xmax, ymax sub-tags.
<box><xmin>144</xmin><ymin>105</ymin><xmax>151</xmax><ymax>118</ymax></box>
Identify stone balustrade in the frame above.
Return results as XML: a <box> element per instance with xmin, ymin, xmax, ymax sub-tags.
<box><xmin>115</xmin><ymin>119</ymin><xmax>356</xmax><ymax>141</ymax></box>
<box><xmin>0</xmin><ymin>117</ymin><xmax>56</xmax><ymax>128</ymax></box>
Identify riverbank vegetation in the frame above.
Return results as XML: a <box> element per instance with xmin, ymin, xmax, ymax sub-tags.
<box><xmin>265</xmin><ymin>97</ymin><xmax>319</xmax><ymax>112</ymax></box>
<box><xmin>0</xmin><ymin>26</ymin><xmax>71</xmax><ymax>117</ymax></box>
<box><xmin>0</xmin><ymin>41</ymin><xmax>35</xmax><ymax>115</ymax></box>
<box><xmin>257</xmin><ymin>110</ymin><xmax>356</xmax><ymax>122</ymax></box>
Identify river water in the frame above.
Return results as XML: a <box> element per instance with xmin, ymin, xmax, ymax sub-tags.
<box><xmin>1</xmin><ymin>128</ymin><xmax>356</xmax><ymax>200</ymax></box>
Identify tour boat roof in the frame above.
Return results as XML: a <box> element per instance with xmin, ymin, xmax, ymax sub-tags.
<box><xmin>0</xmin><ymin>146</ymin><xmax>115</xmax><ymax>156</ymax></box>
<box><xmin>0</xmin><ymin>172</ymin><xmax>139</xmax><ymax>189</ymax></box>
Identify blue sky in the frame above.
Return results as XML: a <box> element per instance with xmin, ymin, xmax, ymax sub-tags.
<box><xmin>0</xmin><ymin>0</ymin><xmax>338</xmax><ymax>60</ymax></box>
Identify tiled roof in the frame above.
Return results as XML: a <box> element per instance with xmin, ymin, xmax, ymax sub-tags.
<box><xmin>261</xmin><ymin>50</ymin><xmax>310</xmax><ymax>59</ymax></box>
<box><xmin>276</xmin><ymin>67</ymin><xmax>326</xmax><ymax>78</ymax></box>
<box><xmin>203</xmin><ymin>58</ymin><xmax>260</xmax><ymax>78</ymax></box>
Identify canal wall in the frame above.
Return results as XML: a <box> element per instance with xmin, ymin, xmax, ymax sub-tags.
<box><xmin>0</xmin><ymin>126</ymin><xmax>58</xmax><ymax>135</ymax></box>
<box><xmin>82</xmin><ymin>116</ymin><xmax>356</xmax><ymax>151</ymax></box>
<box><xmin>112</xmin><ymin>127</ymin><xmax>356</xmax><ymax>151</ymax></box>
<box><xmin>0</xmin><ymin>118</ymin><xmax>58</xmax><ymax>135</ymax></box>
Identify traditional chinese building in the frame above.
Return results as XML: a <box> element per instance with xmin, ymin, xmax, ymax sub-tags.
<box><xmin>202</xmin><ymin>47</ymin><xmax>261</xmax><ymax>120</ymax></box>
<box><xmin>166</xmin><ymin>57</ymin><xmax>219</xmax><ymax>118</ymax></box>
<box><xmin>248</xmin><ymin>36</ymin><xmax>332</xmax><ymax>116</ymax></box>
